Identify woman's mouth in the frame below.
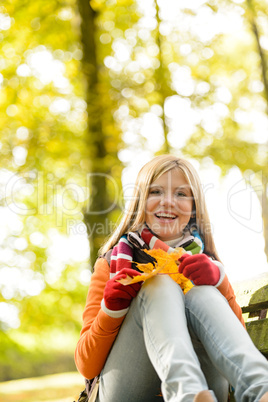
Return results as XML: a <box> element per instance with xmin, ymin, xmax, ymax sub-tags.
<box><xmin>155</xmin><ymin>212</ymin><xmax>177</xmax><ymax>221</ymax></box>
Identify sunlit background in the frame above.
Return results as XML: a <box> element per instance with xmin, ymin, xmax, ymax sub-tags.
<box><xmin>0</xmin><ymin>0</ymin><xmax>268</xmax><ymax>400</ymax></box>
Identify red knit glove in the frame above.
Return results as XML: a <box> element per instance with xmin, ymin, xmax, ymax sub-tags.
<box><xmin>103</xmin><ymin>268</ymin><xmax>142</xmax><ymax>311</ymax></box>
<box><xmin>179</xmin><ymin>254</ymin><xmax>220</xmax><ymax>286</ymax></box>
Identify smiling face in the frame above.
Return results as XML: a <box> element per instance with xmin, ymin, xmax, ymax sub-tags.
<box><xmin>145</xmin><ymin>168</ymin><xmax>193</xmax><ymax>241</ymax></box>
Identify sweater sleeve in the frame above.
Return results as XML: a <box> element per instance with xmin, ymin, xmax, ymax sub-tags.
<box><xmin>216</xmin><ymin>273</ymin><xmax>246</xmax><ymax>328</ymax></box>
<box><xmin>74</xmin><ymin>258</ymin><xmax>125</xmax><ymax>379</ymax></box>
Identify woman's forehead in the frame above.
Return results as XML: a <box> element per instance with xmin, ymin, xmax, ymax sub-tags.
<box><xmin>152</xmin><ymin>168</ymin><xmax>190</xmax><ymax>186</ymax></box>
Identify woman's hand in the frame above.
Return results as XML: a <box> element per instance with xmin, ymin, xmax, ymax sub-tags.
<box><xmin>103</xmin><ymin>268</ymin><xmax>142</xmax><ymax>311</ymax></box>
<box><xmin>178</xmin><ymin>254</ymin><xmax>220</xmax><ymax>286</ymax></box>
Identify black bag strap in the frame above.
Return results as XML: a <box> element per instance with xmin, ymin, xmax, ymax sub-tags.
<box><xmin>85</xmin><ymin>376</ymin><xmax>99</xmax><ymax>397</ymax></box>
<box><xmin>75</xmin><ymin>388</ymin><xmax>88</xmax><ymax>402</ymax></box>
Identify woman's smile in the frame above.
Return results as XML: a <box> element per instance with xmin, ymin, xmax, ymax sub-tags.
<box><xmin>154</xmin><ymin>211</ymin><xmax>177</xmax><ymax>222</ymax></box>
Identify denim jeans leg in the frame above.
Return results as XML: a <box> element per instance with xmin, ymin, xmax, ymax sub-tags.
<box><xmin>185</xmin><ymin>286</ymin><xmax>268</xmax><ymax>402</ymax></box>
<box><xmin>97</xmin><ymin>275</ymin><xmax>217</xmax><ymax>402</ymax></box>
<box><xmin>96</xmin><ymin>296</ymin><xmax>163</xmax><ymax>402</ymax></box>
<box><xmin>190</xmin><ymin>328</ymin><xmax>229</xmax><ymax>402</ymax></box>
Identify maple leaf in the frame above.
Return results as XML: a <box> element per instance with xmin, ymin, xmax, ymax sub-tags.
<box><xmin>117</xmin><ymin>264</ymin><xmax>163</xmax><ymax>285</ymax></box>
<box><xmin>117</xmin><ymin>248</ymin><xmax>194</xmax><ymax>294</ymax></box>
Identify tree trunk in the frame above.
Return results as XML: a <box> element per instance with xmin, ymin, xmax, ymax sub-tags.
<box><xmin>246</xmin><ymin>0</ymin><xmax>268</xmax><ymax>263</ymax></box>
<box><xmin>77</xmin><ymin>0</ymin><xmax>111</xmax><ymax>267</ymax></box>
<box><xmin>154</xmin><ymin>0</ymin><xmax>175</xmax><ymax>153</ymax></box>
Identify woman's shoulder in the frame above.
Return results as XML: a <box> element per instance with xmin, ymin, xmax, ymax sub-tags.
<box><xmin>93</xmin><ymin>254</ymin><xmax>111</xmax><ymax>274</ymax></box>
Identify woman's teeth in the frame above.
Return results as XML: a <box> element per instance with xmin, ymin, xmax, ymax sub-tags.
<box><xmin>156</xmin><ymin>213</ymin><xmax>176</xmax><ymax>219</ymax></box>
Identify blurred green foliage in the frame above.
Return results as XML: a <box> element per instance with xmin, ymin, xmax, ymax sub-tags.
<box><xmin>0</xmin><ymin>331</ymin><xmax>77</xmax><ymax>381</ymax></box>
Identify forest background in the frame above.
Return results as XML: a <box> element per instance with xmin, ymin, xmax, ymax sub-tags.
<box><xmin>0</xmin><ymin>0</ymin><xmax>268</xmax><ymax>393</ymax></box>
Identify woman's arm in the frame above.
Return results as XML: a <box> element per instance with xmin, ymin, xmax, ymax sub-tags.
<box><xmin>74</xmin><ymin>258</ymin><xmax>125</xmax><ymax>379</ymax></box>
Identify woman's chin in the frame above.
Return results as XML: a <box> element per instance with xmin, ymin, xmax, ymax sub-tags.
<box><xmin>156</xmin><ymin>231</ymin><xmax>183</xmax><ymax>242</ymax></box>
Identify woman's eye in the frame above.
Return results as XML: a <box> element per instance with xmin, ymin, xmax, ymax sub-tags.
<box><xmin>150</xmin><ymin>189</ymin><xmax>162</xmax><ymax>195</ymax></box>
<box><xmin>175</xmin><ymin>192</ymin><xmax>186</xmax><ymax>197</ymax></box>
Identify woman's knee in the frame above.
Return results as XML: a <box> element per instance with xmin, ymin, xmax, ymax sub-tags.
<box><xmin>185</xmin><ymin>285</ymin><xmax>224</xmax><ymax>309</ymax></box>
<box><xmin>139</xmin><ymin>275</ymin><xmax>184</xmax><ymax>302</ymax></box>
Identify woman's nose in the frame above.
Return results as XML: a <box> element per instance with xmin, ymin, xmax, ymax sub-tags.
<box><xmin>160</xmin><ymin>193</ymin><xmax>175</xmax><ymax>206</ymax></box>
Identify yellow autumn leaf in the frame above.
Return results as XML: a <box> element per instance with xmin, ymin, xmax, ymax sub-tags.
<box><xmin>135</xmin><ymin>262</ymin><xmax>155</xmax><ymax>274</ymax></box>
<box><xmin>117</xmin><ymin>264</ymin><xmax>163</xmax><ymax>285</ymax></box>
<box><xmin>117</xmin><ymin>248</ymin><xmax>194</xmax><ymax>294</ymax></box>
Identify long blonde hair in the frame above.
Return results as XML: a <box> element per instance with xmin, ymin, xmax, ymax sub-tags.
<box><xmin>100</xmin><ymin>154</ymin><xmax>221</xmax><ymax>261</ymax></box>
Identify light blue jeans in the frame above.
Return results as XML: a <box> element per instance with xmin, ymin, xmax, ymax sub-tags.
<box><xmin>96</xmin><ymin>276</ymin><xmax>268</xmax><ymax>402</ymax></box>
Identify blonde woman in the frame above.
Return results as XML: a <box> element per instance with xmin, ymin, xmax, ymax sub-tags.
<box><xmin>75</xmin><ymin>155</ymin><xmax>268</xmax><ymax>402</ymax></box>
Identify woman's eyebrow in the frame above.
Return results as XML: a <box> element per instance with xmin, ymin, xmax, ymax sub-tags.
<box><xmin>175</xmin><ymin>185</ymin><xmax>191</xmax><ymax>189</ymax></box>
<box><xmin>149</xmin><ymin>184</ymin><xmax>192</xmax><ymax>192</ymax></box>
<box><xmin>175</xmin><ymin>185</ymin><xmax>193</xmax><ymax>193</ymax></box>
